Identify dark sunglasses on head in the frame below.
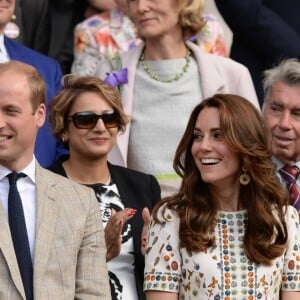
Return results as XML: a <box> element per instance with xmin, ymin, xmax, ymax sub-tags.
<box><xmin>65</xmin><ymin>110</ymin><xmax>120</xmax><ymax>129</ymax></box>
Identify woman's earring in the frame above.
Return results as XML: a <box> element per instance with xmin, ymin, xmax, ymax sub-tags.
<box><xmin>61</xmin><ymin>137</ymin><xmax>65</xmax><ymax>143</ymax></box>
<box><xmin>240</xmin><ymin>167</ymin><xmax>250</xmax><ymax>185</ymax></box>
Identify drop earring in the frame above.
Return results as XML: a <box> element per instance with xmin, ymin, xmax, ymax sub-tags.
<box><xmin>240</xmin><ymin>167</ymin><xmax>250</xmax><ymax>185</ymax></box>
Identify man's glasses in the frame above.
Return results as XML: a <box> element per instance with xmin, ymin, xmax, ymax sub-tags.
<box><xmin>65</xmin><ymin>110</ymin><xmax>120</xmax><ymax>129</ymax></box>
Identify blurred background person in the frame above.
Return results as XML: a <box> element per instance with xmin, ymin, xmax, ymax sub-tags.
<box><xmin>0</xmin><ymin>0</ymin><xmax>65</xmax><ymax>167</ymax></box>
<box><xmin>215</xmin><ymin>0</ymin><xmax>300</xmax><ymax>106</ymax></box>
<box><xmin>144</xmin><ymin>94</ymin><xmax>300</xmax><ymax>300</ymax></box>
<box><xmin>72</xmin><ymin>0</ymin><xmax>141</xmax><ymax>75</ymax></box>
<box><xmin>262</xmin><ymin>59</ymin><xmax>300</xmax><ymax>214</ymax></box>
<box><xmin>72</xmin><ymin>0</ymin><xmax>228</xmax><ymax>76</ymax></box>
<box><xmin>96</xmin><ymin>0</ymin><xmax>258</xmax><ymax>197</ymax></box>
<box><xmin>48</xmin><ymin>75</ymin><xmax>161</xmax><ymax>300</ymax></box>
<box><xmin>4</xmin><ymin>0</ymin><xmax>50</xmax><ymax>54</ymax></box>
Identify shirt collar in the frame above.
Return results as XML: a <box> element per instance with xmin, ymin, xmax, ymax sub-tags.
<box><xmin>0</xmin><ymin>34</ymin><xmax>5</xmax><ymax>48</ymax></box>
<box><xmin>0</xmin><ymin>33</ymin><xmax>9</xmax><ymax>61</ymax></box>
<box><xmin>0</xmin><ymin>157</ymin><xmax>36</xmax><ymax>183</ymax></box>
<box><xmin>272</xmin><ymin>156</ymin><xmax>300</xmax><ymax>170</ymax></box>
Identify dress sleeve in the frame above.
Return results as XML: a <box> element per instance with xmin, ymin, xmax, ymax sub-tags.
<box><xmin>195</xmin><ymin>14</ymin><xmax>228</xmax><ymax>57</ymax></box>
<box><xmin>281</xmin><ymin>205</ymin><xmax>300</xmax><ymax>291</ymax></box>
<box><xmin>71</xmin><ymin>16</ymin><xmax>104</xmax><ymax>76</ymax></box>
<box><xmin>144</xmin><ymin>206</ymin><xmax>181</xmax><ymax>294</ymax></box>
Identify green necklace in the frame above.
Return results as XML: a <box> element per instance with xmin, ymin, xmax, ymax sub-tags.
<box><xmin>140</xmin><ymin>48</ymin><xmax>191</xmax><ymax>83</ymax></box>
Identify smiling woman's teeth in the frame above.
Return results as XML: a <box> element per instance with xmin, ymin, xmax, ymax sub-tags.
<box><xmin>201</xmin><ymin>158</ymin><xmax>220</xmax><ymax>165</ymax></box>
<box><xmin>0</xmin><ymin>136</ymin><xmax>9</xmax><ymax>141</ymax></box>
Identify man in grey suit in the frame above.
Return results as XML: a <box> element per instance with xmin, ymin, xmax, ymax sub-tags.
<box><xmin>262</xmin><ymin>58</ymin><xmax>300</xmax><ymax>213</ymax></box>
<box><xmin>0</xmin><ymin>61</ymin><xmax>111</xmax><ymax>299</ymax></box>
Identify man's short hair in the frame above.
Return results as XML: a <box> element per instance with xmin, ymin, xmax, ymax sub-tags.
<box><xmin>0</xmin><ymin>60</ymin><xmax>46</xmax><ymax>111</ymax></box>
<box><xmin>263</xmin><ymin>58</ymin><xmax>300</xmax><ymax>105</ymax></box>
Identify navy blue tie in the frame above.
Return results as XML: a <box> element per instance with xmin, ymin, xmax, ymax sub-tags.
<box><xmin>7</xmin><ymin>172</ymin><xmax>33</xmax><ymax>300</ymax></box>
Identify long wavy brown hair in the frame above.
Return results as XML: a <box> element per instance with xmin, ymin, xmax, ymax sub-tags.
<box><xmin>152</xmin><ymin>94</ymin><xmax>289</xmax><ymax>265</ymax></box>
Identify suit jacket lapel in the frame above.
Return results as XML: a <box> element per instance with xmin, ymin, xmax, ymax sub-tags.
<box><xmin>0</xmin><ymin>192</ymin><xmax>26</xmax><ymax>298</ymax></box>
<box><xmin>33</xmin><ymin>164</ymin><xmax>58</xmax><ymax>284</ymax></box>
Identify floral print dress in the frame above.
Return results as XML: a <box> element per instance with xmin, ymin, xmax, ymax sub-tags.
<box><xmin>144</xmin><ymin>205</ymin><xmax>300</xmax><ymax>300</ymax></box>
<box><xmin>71</xmin><ymin>11</ymin><xmax>227</xmax><ymax>76</ymax></box>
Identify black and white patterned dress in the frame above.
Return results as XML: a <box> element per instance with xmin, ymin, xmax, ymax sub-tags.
<box><xmin>88</xmin><ymin>182</ymin><xmax>139</xmax><ymax>300</ymax></box>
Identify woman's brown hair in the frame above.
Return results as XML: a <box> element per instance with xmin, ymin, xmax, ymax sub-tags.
<box><xmin>152</xmin><ymin>94</ymin><xmax>288</xmax><ymax>265</ymax></box>
<box><xmin>49</xmin><ymin>75</ymin><xmax>129</xmax><ymax>145</ymax></box>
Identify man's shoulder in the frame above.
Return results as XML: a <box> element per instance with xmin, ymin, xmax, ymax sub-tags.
<box><xmin>37</xmin><ymin>166</ymin><xmax>94</xmax><ymax>198</ymax></box>
<box><xmin>5</xmin><ymin>37</ymin><xmax>61</xmax><ymax>70</ymax></box>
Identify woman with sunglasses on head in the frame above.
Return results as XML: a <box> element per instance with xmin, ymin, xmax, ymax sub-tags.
<box><xmin>95</xmin><ymin>0</ymin><xmax>259</xmax><ymax>198</ymax></box>
<box><xmin>48</xmin><ymin>75</ymin><xmax>161</xmax><ymax>300</ymax></box>
<box><xmin>143</xmin><ymin>94</ymin><xmax>300</xmax><ymax>300</ymax></box>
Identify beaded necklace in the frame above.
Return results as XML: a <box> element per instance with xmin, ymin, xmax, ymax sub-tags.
<box><xmin>139</xmin><ymin>48</ymin><xmax>191</xmax><ymax>83</ymax></box>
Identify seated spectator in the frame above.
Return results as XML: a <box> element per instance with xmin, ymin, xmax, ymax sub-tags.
<box><xmin>262</xmin><ymin>58</ymin><xmax>300</xmax><ymax>214</ymax></box>
<box><xmin>48</xmin><ymin>75</ymin><xmax>161</xmax><ymax>300</ymax></box>
<box><xmin>0</xmin><ymin>0</ymin><xmax>65</xmax><ymax>167</ymax></box>
<box><xmin>72</xmin><ymin>0</ymin><xmax>227</xmax><ymax>76</ymax></box>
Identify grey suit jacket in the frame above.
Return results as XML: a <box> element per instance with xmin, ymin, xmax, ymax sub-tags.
<box><xmin>0</xmin><ymin>163</ymin><xmax>111</xmax><ymax>299</ymax></box>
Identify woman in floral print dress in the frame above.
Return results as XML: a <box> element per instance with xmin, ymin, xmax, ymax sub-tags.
<box><xmin>144</xmin><ymin>94</ymin><xmax>300</xmax><ymax>300</ymax></box>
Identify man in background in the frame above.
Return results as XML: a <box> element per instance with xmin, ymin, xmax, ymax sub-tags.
<box><xmin>262</xmin><ymin>58</ymin><xmax>300</xmax><ymax>212</ymax></box>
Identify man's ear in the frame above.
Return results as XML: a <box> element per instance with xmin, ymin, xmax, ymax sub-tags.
<box><xmin>35</xmin><ymin>103</ymin><xmax>46</xmax><ymax>128</ymax></box>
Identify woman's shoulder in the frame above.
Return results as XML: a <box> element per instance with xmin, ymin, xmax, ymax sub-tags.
<box><xmin>271</xmin><ymin>205</ymin><xmax>299</xmax><ymax>227</ymax></box>
<box><xmin>284</xmin><ymin>205</ymin><xmax>299</xmax><ymax>223</ymax></box>
<box><xmin>109</xmin><ymin>163</ymin><xmax>157</xmax><ymax>181</ymax></box>
<box><xmin>110</xmin><ymin>163</ymin><xmax>146</xmax><ymax>174</ymax></box>
<box><xmin>188</xmin><ymin>41</ymin><xmax>248</xmax><ymax>71</ymax></box>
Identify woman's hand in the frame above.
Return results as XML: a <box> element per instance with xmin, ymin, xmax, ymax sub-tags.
<box><xmin>105</xmin><ymin>208</ymin><xmax>136</xmax><ymax>261</ymax></box>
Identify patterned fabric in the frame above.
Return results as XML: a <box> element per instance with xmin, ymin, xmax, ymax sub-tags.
<box><xmin>72</xmin><ymin>9</ymin><xmax>141</xmax><ymax>76</ymax></box>
<box><xmin>279</xmin><ymin>165</ymin><xmax>300</xmax><ymax>212</ymax></box>
<box><xmin>144</xmin><ymin>205</ymin><xmax>300</xmax><ymax>300</ymax></box>
<box><xmin>88</xmin><ymin>182</ymin><xmax>139</xmax><ymax>300</ymax></box>
<box><xmin>72</xmin><ymin>11</ymin><xmax>227</xmax><ymax>76</ymax></box>
<box><xmin>193</xmin><ymin>14</ymin><xmax>228</xmax><ymax>57</ymax></box>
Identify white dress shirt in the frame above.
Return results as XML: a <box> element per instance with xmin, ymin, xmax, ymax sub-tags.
<box><xmin>0</xmin><ymin>34</ymin><xmax>10</xmax><ymax>63</ymax></box>
<box><xmin>0</xmin><ymin>158</ymin><xmax>37</xmax><ymax>260</ymax></box>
